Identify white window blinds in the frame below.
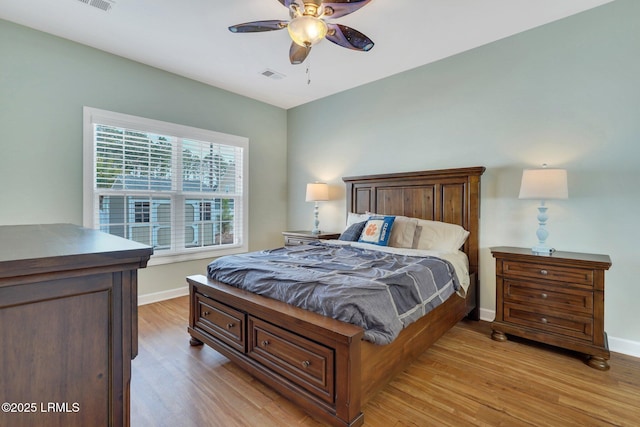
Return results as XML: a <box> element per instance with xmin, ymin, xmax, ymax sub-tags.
<box><xmin>83</xmin><ymin>107</ymin><xmax>249</xmax><ymax>264</ymax></box>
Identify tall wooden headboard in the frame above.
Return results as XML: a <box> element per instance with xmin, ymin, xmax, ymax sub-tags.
<box><xmin>343</xmin><ymin>167</ymin><xmax>485</xmax><ymax>315</ymax></box>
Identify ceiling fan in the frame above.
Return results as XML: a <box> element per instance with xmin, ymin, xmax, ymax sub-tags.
<box><xmin>229</xmin><ymin>0</ymin><xmax>374</xmax><ymax>65</ymax></box>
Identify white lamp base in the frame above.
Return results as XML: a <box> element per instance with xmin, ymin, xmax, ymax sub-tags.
<box><xmin>311</xmin><ymin>201</ymin><xmax>320</xmax><ymax>234</ymax></box>
<box><xmin>530</xmin><ymin>201</ymin><xmax>557</xmax><ymax>256</ymax></box>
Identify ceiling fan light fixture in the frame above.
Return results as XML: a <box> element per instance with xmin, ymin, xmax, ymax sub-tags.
<box><xmin>288</xmin><ymin>16</ymin><xmax>327</xmax><ymax>47</ymax></box>
<box><xmin>229</xmin><ymin>0</ymin><xmax>374</xmax><ymax>64</ymax></box>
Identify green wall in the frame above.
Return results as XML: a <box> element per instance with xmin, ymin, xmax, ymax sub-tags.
<box><xmin>287</xmin><ymin>0</ymin><xmax>640</xmax><ymax>347</ymax></box>
<box><xmin>0</xmin><ymin>19</ymin><xmax>288</xmax><ymax>296</ymax></box>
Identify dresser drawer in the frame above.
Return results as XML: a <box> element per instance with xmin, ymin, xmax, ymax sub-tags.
<box><xmin>195</xmin><ymin>293</ymin><xmax>246</xmax><ymax>352</ymax></box>
<box><xmin>502</xmin><ymin>260</ymin><xmax>594</xmax><ymax>288</ymax></box>
<box><xmin>504</xmin><ymin>303</ymin><xmax>593</xmax><ymax>341</ymax></box>
<box><xmin>504</xmin><ymin>280</ymin><xmax>593</xmax><ymax>315</ymax></box>
<box><xmin>248</xmin><ymin>316</ymin><xmax>335</xmax><ymax>404</ymax></box>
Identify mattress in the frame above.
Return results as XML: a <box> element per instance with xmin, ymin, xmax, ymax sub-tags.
<box><xmin>207</xmin><ymin>241</ymin><xmax>467</xmax><ymax>344</ymax></box>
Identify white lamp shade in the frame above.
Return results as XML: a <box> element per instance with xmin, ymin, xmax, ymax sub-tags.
<box><xmin>305</xmin><ymin>182</ymin><xmax>329</xmax><ymax>202</ymax></box>
<box><xmin>519</xmin><ymin>168</ymin><xmax>568</xmax><ymax>200</ymax></box>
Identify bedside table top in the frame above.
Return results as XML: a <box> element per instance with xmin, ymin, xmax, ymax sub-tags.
<box><xmin>283</xmin><ymin>230</ymin><xmax>341</xmax><ymax>239</ymax></box>
<box><xmin>490</xmin><ymin>246</ymin><xmax>611</xmax><ymax>269</ymax></box>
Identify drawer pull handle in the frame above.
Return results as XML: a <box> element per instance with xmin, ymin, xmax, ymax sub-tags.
<box><xmin>226</xmin><ymin>323</ymin><xmax>234</xmax><ymax>329</ymax></box>
<box><xmin>541</xmin><ymin>317</ymin><xmax>548</xmax><ymax>324</ymax></box>
<box><xmin>540</xmin><ymin>269</ymin><xmax>548</xmax><ymax>275</ymax></box>
<box><xmin>541</xmin><ymin>293</ymin><xmax>548</xmax><ymax>299</ymax></box>
<box><xmin>301</xmin><ymin>360</ymin><xmax>310</xmax><ymax>368</ymax></box>
<box><xmin>202</xmin><ymin>311</ymin><xmax>210</xmax><ymax>316</ymax></box>
<box><xmin>261</xmin><ymin>340</ymin><xmax>270</xmax><ymax>347</ymax></box>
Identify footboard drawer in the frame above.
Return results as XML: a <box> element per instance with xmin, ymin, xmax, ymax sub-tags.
<box><xmin>195</xmin><ymin>293</ymin><xmax>246</xmax><ymax>352</ymax></box>
<box><xmin>248</xmin><ymin>316</ymin><xmax>335</xmax><ymax>404</ymax></box>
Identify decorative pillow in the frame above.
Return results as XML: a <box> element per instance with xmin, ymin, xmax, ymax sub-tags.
<box><xmin>358</xmin><ymin>216</ymin><xmax>395</xmax><ymax>246</ymax></box>
<box><xmin>339</xmin><ymin>221</ymin><xmax>367</xmax><ymax>241</ymax></box>
<box><xmin>415</xmin><ymin>219</ymin><xmax>470</xmax><ymax>252</ymax></box>
<box><xmin>364</xmin><ymin>212</ymin><xmax>418</xmax><ymax>249</ymax></box>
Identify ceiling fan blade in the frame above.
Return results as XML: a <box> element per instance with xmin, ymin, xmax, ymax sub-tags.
<box><xmin>289</xmin><ymin>42</ymin><xmax>311</xmax><ymax>65</ymax></box>
<box><xmin>325</xmin><ymin>24</ymin><xmax>374</xmax><ymax>51</ymax></box>
<box><xmin>322</xmin><ymin>0</ymin><xmax>372</xmax><ymax>19</ymax></box>
<box><xmin>277</xmin><ymin>0</ymin><xmax>297</xmax><ymax>7</ymax></box>
<box><xmin>229</xmin><ymin>20</ymin><xmax>288</xmax><ymax>33</ymax></box>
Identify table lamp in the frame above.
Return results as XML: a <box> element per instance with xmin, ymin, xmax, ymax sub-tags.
<box><xmin>305</xmin><ymin>182</ymin><xmax>329</xmax><ymax>234</ymax></box>
<box><xmin>518</xmin><ymin>166</ymin><xmax>568</xmax><ymax>255</ymax></box>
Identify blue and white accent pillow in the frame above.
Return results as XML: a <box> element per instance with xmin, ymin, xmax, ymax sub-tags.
<box><xmin>358</xmin><ymin>216</ymin><xmax>395</xmax><ymax>246</ymax></box>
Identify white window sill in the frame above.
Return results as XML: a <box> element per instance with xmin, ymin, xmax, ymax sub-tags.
<box><xmin>146</xmin><ymin>244</ymin><xmax>248</xmax><ymax>266</ymax></box>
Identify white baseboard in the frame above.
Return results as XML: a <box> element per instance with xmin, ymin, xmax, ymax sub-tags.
<box><xmin>478</xmin><ymin>309</ymin><xmax>639</xmax><ymax>359</ymax></box>
<box><xmin>608</xmin><ymin>336</ymin><xmax>640</xmax><ymax>359</ymax></box>
<box><xmin>479</xmin><ymin>308</ymin><xmax>495</xmax><ymax>322</ymax></box>
<box><xmin>138</xmin><ymin>286</ymin><xmax>189</xmax><ymax>306</ymax></box>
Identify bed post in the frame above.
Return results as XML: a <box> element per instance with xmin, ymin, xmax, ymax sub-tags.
<box><xmin>466</xmin><ymin>170</ymin><xmax>483</xmax><ymax>319</ymax></box>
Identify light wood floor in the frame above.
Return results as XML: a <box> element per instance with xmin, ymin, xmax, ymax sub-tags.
<box><xmin>131</xmin><ymin>297</ymin><xmax>640</xmax><ymax>426</ymax></box>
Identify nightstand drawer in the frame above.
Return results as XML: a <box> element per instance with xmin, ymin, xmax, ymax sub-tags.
<box><xmin>284</xmin><ymin>235</ymin><xmax>316</xmax><ymax>246</ymax></box>
<box><xmin>503</xmin><ymin>260</ymin><xmax>594</xmax><ymax>288</ymax></box>
<box><xmin>283</xmin><ymin>231</ymin><xmax>341</xmax><ymax>246</ymax></box>
<box><xmin>504</xmin><ymin>280</ymin><xmax>593</xmax><ymax>315</ymax></box>
<box><xmin>504</xmin><ymin>303</ymin><xmax>593</xmax><ymax>341</ymax></box>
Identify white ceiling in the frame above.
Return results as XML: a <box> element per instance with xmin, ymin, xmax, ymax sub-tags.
<box><xmin>1</xmin><ymin>0</ymin><xmax>613</xmax><ymax>109</ymax></box>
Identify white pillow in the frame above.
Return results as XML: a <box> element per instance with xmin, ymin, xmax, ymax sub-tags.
<box><xmin>346</xmin><ymin>212</ymin><xmax>370</xmax><ymax>228</ymax></box>
<box><xmin>414</xmin><ymin>219</ymin><xmax>470</xmax><ymax>253</ymax></box>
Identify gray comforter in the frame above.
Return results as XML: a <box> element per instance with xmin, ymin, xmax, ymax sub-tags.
<box><xmin>207</xmin><ymin>242</ymin><xmax>460</xmax><ymax>344</ymax></box>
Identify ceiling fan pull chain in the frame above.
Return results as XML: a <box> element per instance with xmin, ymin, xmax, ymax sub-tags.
<box><xmin>306</xmin><ymin>60</ymin><xmax>312</xmax><ymax>85</ymax></box>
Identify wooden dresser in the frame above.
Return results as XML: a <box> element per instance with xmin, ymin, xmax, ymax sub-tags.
<box><xmin>491</xmin><ymin>246</ymin><xmax>612</xmax><ymax>370</ymax></box>
<box><xmin>282</xmin><ymin>230</ymin><xmax>341</xmax><ymax>246</ymax></box>
<box><xmin>0</xmin><ymin>224</ymin><xmax>153</xmax><ymax>427</ymax></box>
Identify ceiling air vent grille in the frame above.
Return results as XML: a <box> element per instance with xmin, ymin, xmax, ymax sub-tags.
<box><xmin>260</xmin><ymin>69</ymin><xmax>286</xmax><ymax>80</ymax></box>
<box><xmin>77</xmin><ymin>0</ymin><xmax>116</xmax><ymax>12</ymax></box>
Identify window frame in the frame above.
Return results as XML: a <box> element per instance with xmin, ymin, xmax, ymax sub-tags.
<box><xmin>83</xmin><ymin>107</ymin><xmax>249</xmax><ymax>266</ymax></box>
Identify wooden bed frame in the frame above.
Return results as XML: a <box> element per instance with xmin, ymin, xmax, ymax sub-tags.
<box><xmin>187</xmin><ymin>166</ymin><xmax>485</xmax><ymax>427</ymax></box>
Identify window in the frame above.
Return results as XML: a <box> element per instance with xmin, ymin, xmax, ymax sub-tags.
<box><xmin>83</xmin><ymin>107</ymin><xmax>249</xmax><ymax>265</ymax></box>
<box><xmin>199</xmin><ymin>202</ymin><xmax>212</xmax><ymax>221</ymax></box>
<box><xmin>134</xmin><ymin>201</ymin><xmax>150</xmax><ymax>223</ymax></box>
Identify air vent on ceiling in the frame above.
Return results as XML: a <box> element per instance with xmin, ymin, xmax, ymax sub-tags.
<box><xmin>260</xmin><ymin>69</ymin><xmax>286</xmax><ymax>80</ymax></box>
<box><xmin>77</xmin><ymin>0</ymin><xmax>116</xmax><ymax>12</ymax></box>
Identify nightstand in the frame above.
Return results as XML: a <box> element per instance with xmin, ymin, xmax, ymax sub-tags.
<box><xmin>282</xmin><ymin>230</ymin><xmax>341</xmax><ymax>246</ymax></box>
<box><xmin>491</xmin><ymin>246</ymin><xmax>612</xmax><ymax>370</ymax></box>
